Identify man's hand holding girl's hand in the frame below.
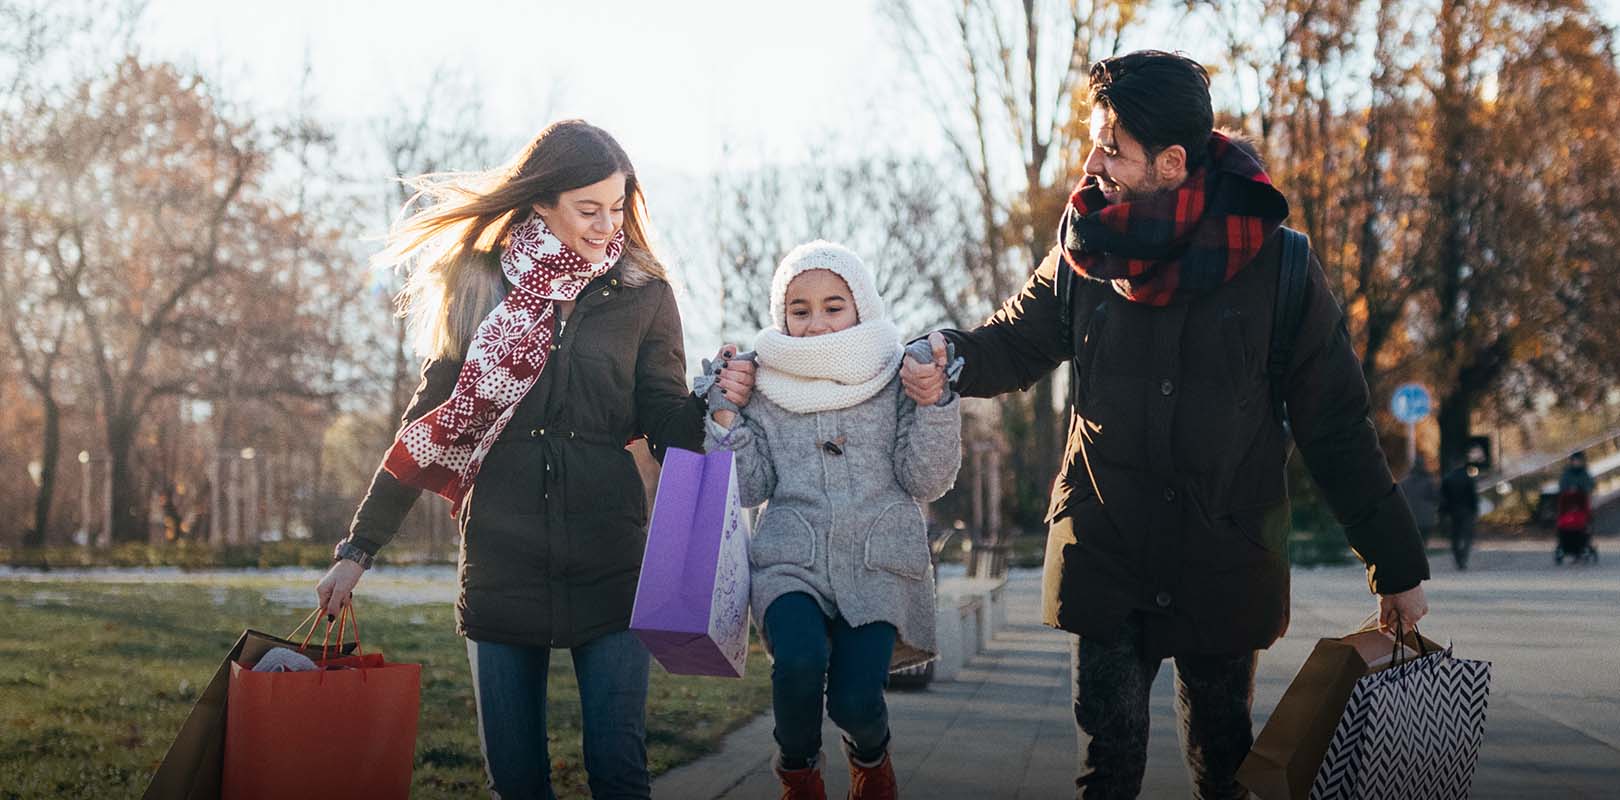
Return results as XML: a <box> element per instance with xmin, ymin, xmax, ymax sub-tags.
<box><xmin>901</xmin><ymin>332</ymin><xmax>954</xmax><ymax>406</ymax></box>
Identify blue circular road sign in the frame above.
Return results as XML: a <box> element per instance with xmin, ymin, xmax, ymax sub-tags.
<box><xmin>1391</xmin><ymin>383</ymin><xmax>1431</xmax><ymax>424</ymax></box>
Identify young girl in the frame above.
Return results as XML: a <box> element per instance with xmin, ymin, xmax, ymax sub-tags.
<box><xmin>705</xmin><ymin>241</ymin><xmax>961</xmax><ymax>798</ymax></box>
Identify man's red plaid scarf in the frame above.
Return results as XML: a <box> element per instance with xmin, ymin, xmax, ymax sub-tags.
<box><xmin>1059</xmin><ymin>131</ymin><xmax>1290</xmax><ymax>306</ymax></box>
<box><xmin>383</xmin><ymin>215</ymin><xmax>624</xmax><ymax>515</ymax></box>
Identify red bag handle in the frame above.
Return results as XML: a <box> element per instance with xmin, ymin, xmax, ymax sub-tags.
<box><xmin>299</xmin><ymin>604</ymin><xmax>370</xmax><ymax>685</ymax></box>
<box><xmin>286</xmin><ymin>607</ymin><xmax>322</xmax><ymax>643</ymax></box>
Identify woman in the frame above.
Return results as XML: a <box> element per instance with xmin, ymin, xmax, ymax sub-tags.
<box><xmin>314</xmin><ymin>120</ymin><xmax>752</xmax><ymax>799</ymax></box>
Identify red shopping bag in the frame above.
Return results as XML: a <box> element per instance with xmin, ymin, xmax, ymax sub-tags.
<box><xmin>222</xmin><ymin>607</ymin><xmax>421</xmax><ymax>800</ymax></box>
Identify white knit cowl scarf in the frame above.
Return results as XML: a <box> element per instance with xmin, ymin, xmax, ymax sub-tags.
<box><xmin>751</xmin><ymin>319</ymin><xmax>903</xmax><ymax>414</ymax></box>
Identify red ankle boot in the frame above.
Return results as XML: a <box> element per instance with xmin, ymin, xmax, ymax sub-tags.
<box><xmin>776</xmin><ymin>758</ymin><xmax>827</xmax><ymax>800</ymax></box>
<box><xmin>847</xmin><ymin>750</ymin><xmax>897</xmax><ymax>799</ymax></box>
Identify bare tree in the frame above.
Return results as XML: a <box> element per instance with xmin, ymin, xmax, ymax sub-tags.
<box><xmin>370</xmin><ymin>69</ymin><xmax>500</xmax><ymax>443</ymax></box>
<box><xmin>883</xmin><ymin>0</ymin><xmax>1144</xmax><ymax>527</ymax></box>
<box><xmin>1424</xmin><ymin>0</ymin><xmax>1620</xmax><ymax>464</ymax></box>
<box><xmin>0</xmin><ymin>0</ymin><xmax>135</xmax><ymax>547</ymax></box>
<box><xmin>1190</xmin><ymin>0</ymin><xmax>1431</xmax><ymax>400</ymax></box>
<box><xmin>709</xmin><ymin>148</ymin><xmax>973</xmax><ymax>342</ymax></box>
<box><xmin>23</xmin><ymin>55</ymin><xmax>359</xmax><ymax>543</ymax></box>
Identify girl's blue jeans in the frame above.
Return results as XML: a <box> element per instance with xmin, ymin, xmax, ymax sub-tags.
<box><xmin>763</xmin><ymin>591</ymin><xmax>896</xmax><ymax>769</ymax></box>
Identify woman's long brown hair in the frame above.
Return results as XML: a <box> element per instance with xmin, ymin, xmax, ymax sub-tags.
<box><xmin>376</xmin><ymin>120</ymin><xmax>666</xmax><ymax>360</ymax></box>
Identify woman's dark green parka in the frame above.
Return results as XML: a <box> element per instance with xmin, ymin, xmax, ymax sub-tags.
<box><xmin>344</xmin><ymin>254</ymin><xmax>704</xmax><ymax>648</ymax></box>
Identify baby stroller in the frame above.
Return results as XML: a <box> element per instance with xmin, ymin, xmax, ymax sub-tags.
<box><xmin>1554</xmin><ymin>487</ymin><xmax>1598</xmax><ymax>564</ymax></box>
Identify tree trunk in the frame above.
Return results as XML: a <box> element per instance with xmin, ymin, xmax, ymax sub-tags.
<box><xmin>24</xmin><ymin>397</ymin><xmax>61</xmax><ymax>549</ymax></box>
<box><xmin>105</xmin><ymin>415</ymin><xmax>145</xmax><ymax>543</ymax></box>
<box><xmin>1437</xmin><ymin>387</ymin><xmax>1473</xmax><ymax>472</ymax></box>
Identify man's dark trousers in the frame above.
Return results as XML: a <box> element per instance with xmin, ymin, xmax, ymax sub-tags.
<box><xmin>1063</xmin><ymin>520</ymin><xmax>1257</xmax><ymax>800</ymax></box>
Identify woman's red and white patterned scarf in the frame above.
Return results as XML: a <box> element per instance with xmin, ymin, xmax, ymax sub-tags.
<box><xmin>383</xmin><ymin>214</ymin><xmax>624</xmax><ymax>514</ymax></box>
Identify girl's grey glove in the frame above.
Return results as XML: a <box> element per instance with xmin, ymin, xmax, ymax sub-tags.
<box><xmin>903</xmin><ymin>338</ymin><xmax>963</xmax><ymax>406</ymax></box>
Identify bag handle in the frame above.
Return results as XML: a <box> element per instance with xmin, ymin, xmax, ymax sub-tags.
<box><xmin>1389</xmin><ymin>617</ymin><xmax>1432</xmax><ymax>666</ymax></box>
<box><xmin>1354</xmin><ymin>611</ymin><xmax>1432</xmax><ymax>666</ymax></box>
<box><xmin>286</xmin><ymin>607</ymin><xmax>323</xmax><ymax>643</ymax></box>
<box><xmin>292</xmin><ymin>603</ymin><xmax>365</xmax><ymax>661</ymax></box>
<box><xmin>302</xmin><ymin>605</ymin><xmax>370</xmax><ymax>685</ymax></box>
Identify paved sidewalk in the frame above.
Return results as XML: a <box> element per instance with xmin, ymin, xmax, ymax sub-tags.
<box><xmin>653</xmin><ymin>539</ymin><xmax>1619</xmax><ymax>798</ymax></box>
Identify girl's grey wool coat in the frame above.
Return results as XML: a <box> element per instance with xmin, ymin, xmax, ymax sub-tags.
<box><xmin>706</xmin><ymin>375</ymin><xmax>962</xmax><ymax>669</ymax></box>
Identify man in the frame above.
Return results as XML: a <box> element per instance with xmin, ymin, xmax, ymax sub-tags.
<box><xmin>1439</xmin><ymin>458</ymin><xmax>1479</xmax><ymax>570</ymax></box>
<box><xmin>899</xmin><ymin>51</ymin><xmax>1430</xmax><ymax>799</ymax></box>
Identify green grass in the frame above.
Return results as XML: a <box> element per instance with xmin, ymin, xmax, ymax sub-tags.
<box><xmin>0</xmin><ymin>581</ymin><xmax>772</xmax><ymax>799</ymax></box>
<box><xmin>2</xmin><ymin>542</ymin><xmax>444</xmax><ymax>570</ymax></box>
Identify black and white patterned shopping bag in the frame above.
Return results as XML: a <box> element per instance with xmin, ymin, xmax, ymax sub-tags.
<box><xmin>1310</xmin><ymin>647</ymin><xmax>1492</xmax><ymax>799</ymax></box>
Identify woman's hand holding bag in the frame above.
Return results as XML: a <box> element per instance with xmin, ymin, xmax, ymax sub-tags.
<box><xmin>315</xmin><ymin>558</ymin><xmax>364</xmax><ymax>620</ymax></box>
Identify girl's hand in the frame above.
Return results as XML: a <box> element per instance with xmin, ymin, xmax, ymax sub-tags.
<box><xmin>712</xmin><ymin>408</ymin><xmax>738</xmax><ymax>428</ymax></box>
<box><xmin>316</xmin><ymin>559</ymin><xmax>364</xmax><ymax>620</ymax></box>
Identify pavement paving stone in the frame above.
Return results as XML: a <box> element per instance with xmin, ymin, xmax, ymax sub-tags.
<box><xmin>653</xmin><ymin>539</ymin><xmax>1619</xmax><ymax>798</ymax></box>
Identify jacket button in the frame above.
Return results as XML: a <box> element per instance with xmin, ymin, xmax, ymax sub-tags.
<box><xmin>609</xmin><ymin>278</ymin><xmax>619</xmax><ymax>287</ymax></box>
<box><xmin>532</xmin><ymin>428</ymin><xmax>545</xmax><ymax>437</ymax></box>
<box><xmin>601</xmin><ymin>288</ymin><xmax>611</xmax><ymax>296</ymax></box>
<box><xmin>1160</xmin><ymin>379</ymin><xmax>1174</xmax><ymax>396</ymax></box>
<box><xmin>1163</xmin><ymin>487</ymin><xmax>1176</xmax><ymax>502</ymax></box>
<box><xmin>1155</xmin><ymin>591</ymin><xmax>1172</xmax><ymax>608</ymax></box>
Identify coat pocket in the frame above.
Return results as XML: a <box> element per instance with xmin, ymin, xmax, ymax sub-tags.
<box><xmin>564</xmin><ymin>446</ymin><xmax>647</xmax><ymax>524</ymax></box>
<box><xmin>1229</xmin><ymin>503</ymin><xmax>1289</xmax><ymax>554</ymax></box>
<box><xmin>750</xmin><ymin>506</ymin><xmax>817</xmax><ymax>568</ymax></box>
<box><xmin>459</xmin><ymin>512</ymin><xmax>546</xmax><ymax>592</ymax></box>
<box><xmin>1219</xmin><ymin>308</ymin><xmax>1260</xmax><ymax>411</ymax></box>
<box><xmin>863</xmin><ymin>500</ymin><xmax>930</xmax><ymax>580</ymax></box>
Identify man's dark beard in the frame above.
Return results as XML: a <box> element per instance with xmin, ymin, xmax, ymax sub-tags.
<box><xmin>1118</xmin><ymin>181</ymin><xmax>1178</xmax><ymax>206</ymax></box>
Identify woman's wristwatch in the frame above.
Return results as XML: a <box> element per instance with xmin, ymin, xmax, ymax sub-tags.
<box><xmin>332</xmin><ymin>540</ymin><xmax>375</xmax><ymax>570</ymax></box>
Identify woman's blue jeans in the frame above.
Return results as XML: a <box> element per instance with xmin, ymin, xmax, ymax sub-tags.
<box><xmin>763</xmin><ymin>592</ymin><xmax>896</xmax><ymax>769</ymax></box>
<box><xmin>465</xmin><ymin>630</ymin><xmax>650</xmax><ymax>799</ymax></box>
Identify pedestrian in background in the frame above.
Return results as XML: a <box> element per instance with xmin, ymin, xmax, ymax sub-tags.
<box><xmin>1559</xmin><ymin>450</ymin><xmax>1595</xmax><ymax>495</ymax></box>
<box><xmin>1440</xmin><ymin>458</ymin><xmax>1480</xmax><ymax>570</ymax></box>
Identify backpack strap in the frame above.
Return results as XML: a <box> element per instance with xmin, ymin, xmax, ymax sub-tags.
<box><xmin>1058</xmin><ymin>257</ymin><xmax>1103</xmax><ymax>364</ymax></box>
<box><xmin>1057</xmin><ymin>251</ymin><xmax>1074</xmax><ymax>336</ymax></box>
<box><xmin>1269</xmin><ymin>227</ymin><xmax>1311</xmax><ymax>436</ymax></box>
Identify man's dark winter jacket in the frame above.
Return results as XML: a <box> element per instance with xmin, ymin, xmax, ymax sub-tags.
<box><xmin>345</xmin><ymin>256</ymin><xmax>704</xmax><ymax>648</ymax></box>
<box><xmin>942</xmin><ymin>233</ymin><xmax>1430</xmax><ymax>657</ymax></box>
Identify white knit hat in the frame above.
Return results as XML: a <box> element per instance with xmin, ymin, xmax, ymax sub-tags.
<box><xmin>769</xmin><ymin>240</ymin><xmax>886</xmax><ymax>329</ymax></box>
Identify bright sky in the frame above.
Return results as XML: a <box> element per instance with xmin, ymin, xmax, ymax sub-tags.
<box><xmin>133</xmin><ymin>0</ymin><xmax>1620</xmax><ymax>359</ymax></box>
<box><xmin>137</xmin><ymin>0</ymin><xmax>925</xmax><ymax>177</ymax></box>
<box><xmin>128</xmin><ymin>0</ymin><xmax>1620</xmax><ymax>179</ymax></box>
<box><xmin>134</xmin><ymin>0</ymin><xmax>947</xmax><ymax>357</ymax></box>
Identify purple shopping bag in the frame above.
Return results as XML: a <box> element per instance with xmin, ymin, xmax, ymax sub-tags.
<box><xmin>631</xmin><ymin>448</ymin><xmax>751</xmax><ymax>677</ymax></box>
